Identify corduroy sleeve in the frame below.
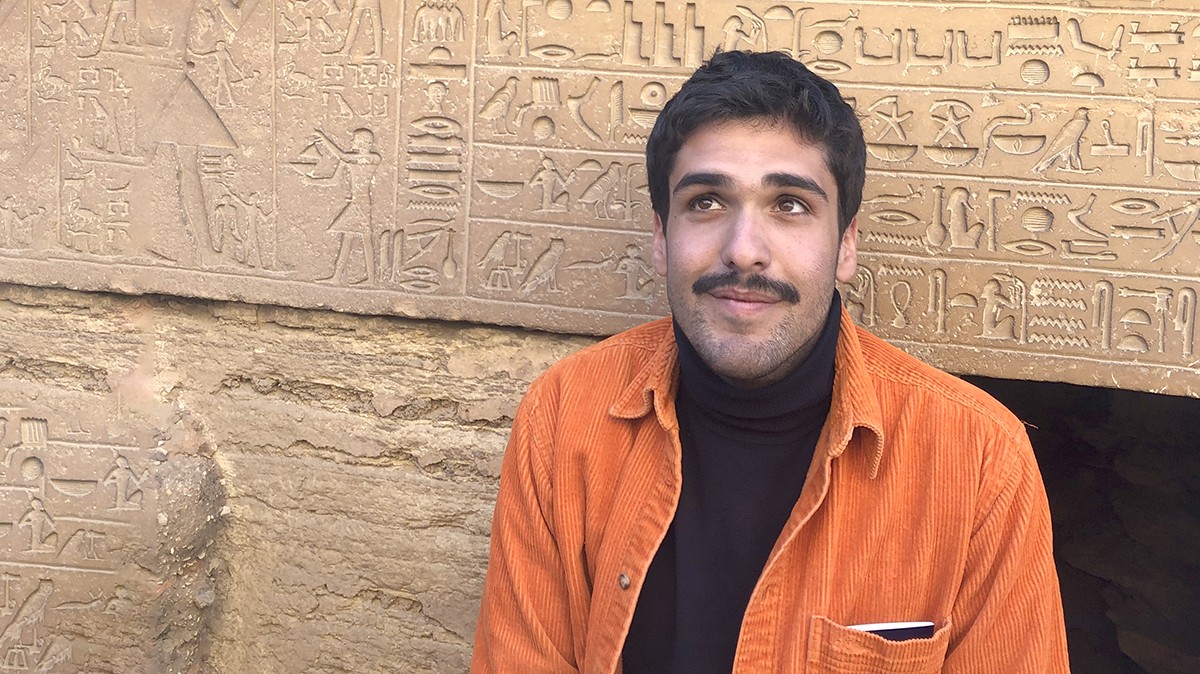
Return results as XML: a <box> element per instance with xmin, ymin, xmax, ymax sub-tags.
<box><xmin>472</xmin><ymin>385</ymin><xmax>579</xmax><ymax>674</ymax></box>
<box><xmin>942</xmin><ymin>424</ymin><xmax>1070</xmax><ymax>673</ymax></box>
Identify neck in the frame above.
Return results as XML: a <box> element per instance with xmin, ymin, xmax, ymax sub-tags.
<box><xmin>673</xmin><ymin>295</ymin><xmax>841</xmax><ymax>438</ymax></box>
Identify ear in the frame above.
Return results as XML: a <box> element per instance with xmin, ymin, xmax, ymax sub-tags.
<box><xmin>834</xmin><ymin>217</ymin><xmax>859</xmax><ymax>283</ymax></box>
<box><xmin>652</xmin><ymin>212</ymin><xmax>668</xmax><ymax>276</ymax></box>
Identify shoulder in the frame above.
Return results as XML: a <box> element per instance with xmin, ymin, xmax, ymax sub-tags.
<box><xmin>510</xmin><ymin>318</ymin><xmax>672</xmax><ymax>479</ymax></box>
<box><xmin>853</xmin><ymin>325</ymin><xmax>1027</xmax><ymax>445</ymax></box>
<box><xmin>529</xmin><ymin>318</ymin><xmax>672</xmax><ymax>400</ymax></box>
<box><xmin>849</xmin><ymin>325</ymin><xmax>1041</xmax><ymax>522</ymax></box>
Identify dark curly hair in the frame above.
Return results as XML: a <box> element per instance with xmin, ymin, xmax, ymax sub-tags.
<box><xmin>645</xmin><ymin>50</ymin><xmax>866</xmax><ymax>234</ymax></box>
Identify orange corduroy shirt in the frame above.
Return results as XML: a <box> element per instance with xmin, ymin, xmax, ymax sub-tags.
<box><xmin>473</xmin><ymin>311</ymin><xmax>1069</xmax><ymax>673</ymax></box>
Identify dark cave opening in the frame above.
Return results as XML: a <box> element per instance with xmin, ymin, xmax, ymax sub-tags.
<box><xmin>965</xmin><ymin>375</ymin><xmax>1200</xmax><ymax>674</ymax></box>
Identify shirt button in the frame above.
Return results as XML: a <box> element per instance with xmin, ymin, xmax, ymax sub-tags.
<box><xmin>618</xmin><ymin>573</ymin><xmax>631</xmax><ymax>590</ymax></box>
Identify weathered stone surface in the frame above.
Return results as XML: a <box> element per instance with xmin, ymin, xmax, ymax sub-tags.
<box><xmin>0</xmin><ymin>372</ymin><xmax>222</xmax><ymax>671</ymax></box>
<box><xmin>0</xmin><ymin>282</ymin><xmax>592</xmax><ymax>672</ymax></box>
<box><xmin>0</xmin><ymin>1</ymin><xmax>1196</xmax><ymax>395</ymax></box>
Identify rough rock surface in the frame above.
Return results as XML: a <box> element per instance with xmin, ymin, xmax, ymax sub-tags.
<box><xmin>0</xmin><ymin>286</ymin><xmax>225</xmax><ymax>672</ymax></box>
<box><xmin>0</xmin><ymin>282</ymin><xmax>592</xmax><ymax>673</ymax></box>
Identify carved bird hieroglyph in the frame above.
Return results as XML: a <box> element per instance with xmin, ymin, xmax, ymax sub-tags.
<box><xmin>1032</xmin><ymin>108</ymin><xmax>1098</xmax><ymax>174</ymax></box>
<box><xmin>479</xmin><ymin>77</ymin><xmax>519</xmax><ymax>135</ymax></box>
<box><xmin>0</xmin><ymin>579</ymin><xmax>53</xmax><ymax>652</ymax></box>
<box><xmin>520</xmin><ymin>238</ymin><xmax>566</xmax><ymax>295</ymax></box>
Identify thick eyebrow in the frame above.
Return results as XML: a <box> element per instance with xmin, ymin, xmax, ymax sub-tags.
<box><xmin>763</xmin><ymin>172</ymin><xmax>829</xmax><ymax>203</ymax></box>
<box><xmin>671</xmin><ymin>171</ymin><xmax>830</xmax><ymax>204</ymax></box>
<box><xmin>672</xmin><ymin>172</ymin><xmax>733</xmax><ymax>196</ymax></box>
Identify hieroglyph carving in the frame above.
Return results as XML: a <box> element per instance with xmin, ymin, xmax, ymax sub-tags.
<box><xmin>0</xmin><ymin>1</ymin><xmax>1198</xmax><ymax>393</ymax></box>
<box><xmin>0</xmin><ymin>405</ymin><xmax>155</xmax><ymax>672</ymax></box>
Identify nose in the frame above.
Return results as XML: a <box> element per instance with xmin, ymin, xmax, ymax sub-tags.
<box><xmin>721</xmin><ymin>208</ymin><xmax>771</xmax><ymax>272</ymax></box>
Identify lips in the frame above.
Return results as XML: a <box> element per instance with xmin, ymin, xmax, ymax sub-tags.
<box><xmin>692</xmin><ymin>271</ymin><xmax>801</xmax><ymax>304</ymax></box>
<box><xmin>710</xmin><ymin>288</ymin><xmax>779</xmax><ymax>304</ymax></box>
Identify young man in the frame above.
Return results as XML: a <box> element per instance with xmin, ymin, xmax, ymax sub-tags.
<box><xmin>473</xmin><ymin>51</ymin><xmax>1069</xmax><ymax>673</ymax></box>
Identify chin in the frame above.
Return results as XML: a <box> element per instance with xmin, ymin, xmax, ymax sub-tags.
<box><xmin>702</xmin><ymin>346</ymin><xmax>777</xmax><ymax>381</ymax></box>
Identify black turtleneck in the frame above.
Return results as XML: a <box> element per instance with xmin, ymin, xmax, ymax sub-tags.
<box><xmin>623</xmin><ymin>295</ymin><xmax>842</xmax><ymax>674</ymax></box>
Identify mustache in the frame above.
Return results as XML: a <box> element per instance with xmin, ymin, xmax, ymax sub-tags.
<box><xmin>692</xmin><ymin>271</ymin><xmax>801</xmax><ymax>304</ymax></box>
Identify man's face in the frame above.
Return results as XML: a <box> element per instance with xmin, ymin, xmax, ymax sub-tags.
<box><xmin>652</xmin><ymin>119</ymin><xmax>858</xmax><ymax>387</ymax></box>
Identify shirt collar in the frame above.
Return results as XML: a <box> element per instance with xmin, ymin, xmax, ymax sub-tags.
<box><xmin>822</xmin><ymin>307</ymin><xmax>886</xmax><ymax>478</ymax></box>
<box><xmin>608</xmin><ymin>307</ymin><xmax>886</xmax><ymax>477</ymax></box>
<box><xmin>608</xmin><ymin>318</ymin><xmax>679</xmax><ymax>430</ymax></box>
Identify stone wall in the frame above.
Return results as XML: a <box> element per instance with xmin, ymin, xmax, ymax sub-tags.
<box><xmin>0</xmin><ymin>282</ymin><xmax>593</xmax><ymax>673</ymax></box>
<box><xmin>2</xmin><ymin>0</ymin><xmax>1199</xmax><ymax>671</ymax></box>
<box><xmin>1</xmin><ymin>0</ymin><xmax>1198</xmax><ymax>395</ymax></box>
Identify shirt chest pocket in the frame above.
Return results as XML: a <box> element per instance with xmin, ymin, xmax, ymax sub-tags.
<box><xmin>805</xmin><ymin>616</ymin><xmax>950</xmax><ymax>674</ymax></box>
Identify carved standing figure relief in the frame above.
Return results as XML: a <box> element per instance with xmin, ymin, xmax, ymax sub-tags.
<box><xmin>342</xmin><ymin>0</ymin><xmax>383</xmax><ymax>56</ymax></box>
<box><xmin>306</xmin><ymin>128</ymin><xmax>382</xmax><ymax>285</ymax></box>
<box><xmin>193</xmin><ymin>40</ymin><xmax>253</xmax><ymax>108</ymax></box>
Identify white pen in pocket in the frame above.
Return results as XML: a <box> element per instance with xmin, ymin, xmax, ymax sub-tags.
<box><xmin>848</xmin><ymin>621</ymin><xmax>936</xmax><ymax>642</ymax></box>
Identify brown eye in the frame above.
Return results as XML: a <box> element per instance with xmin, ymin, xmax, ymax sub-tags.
<box><xmin>778</xmin><ymin>197</ymin><xmax>809</xmax><ymax>214</ymax></box>
<box><xmin>691</xmin><ymin>196</ymin><xmax>720</xmax><ymax>211</ymax></box>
